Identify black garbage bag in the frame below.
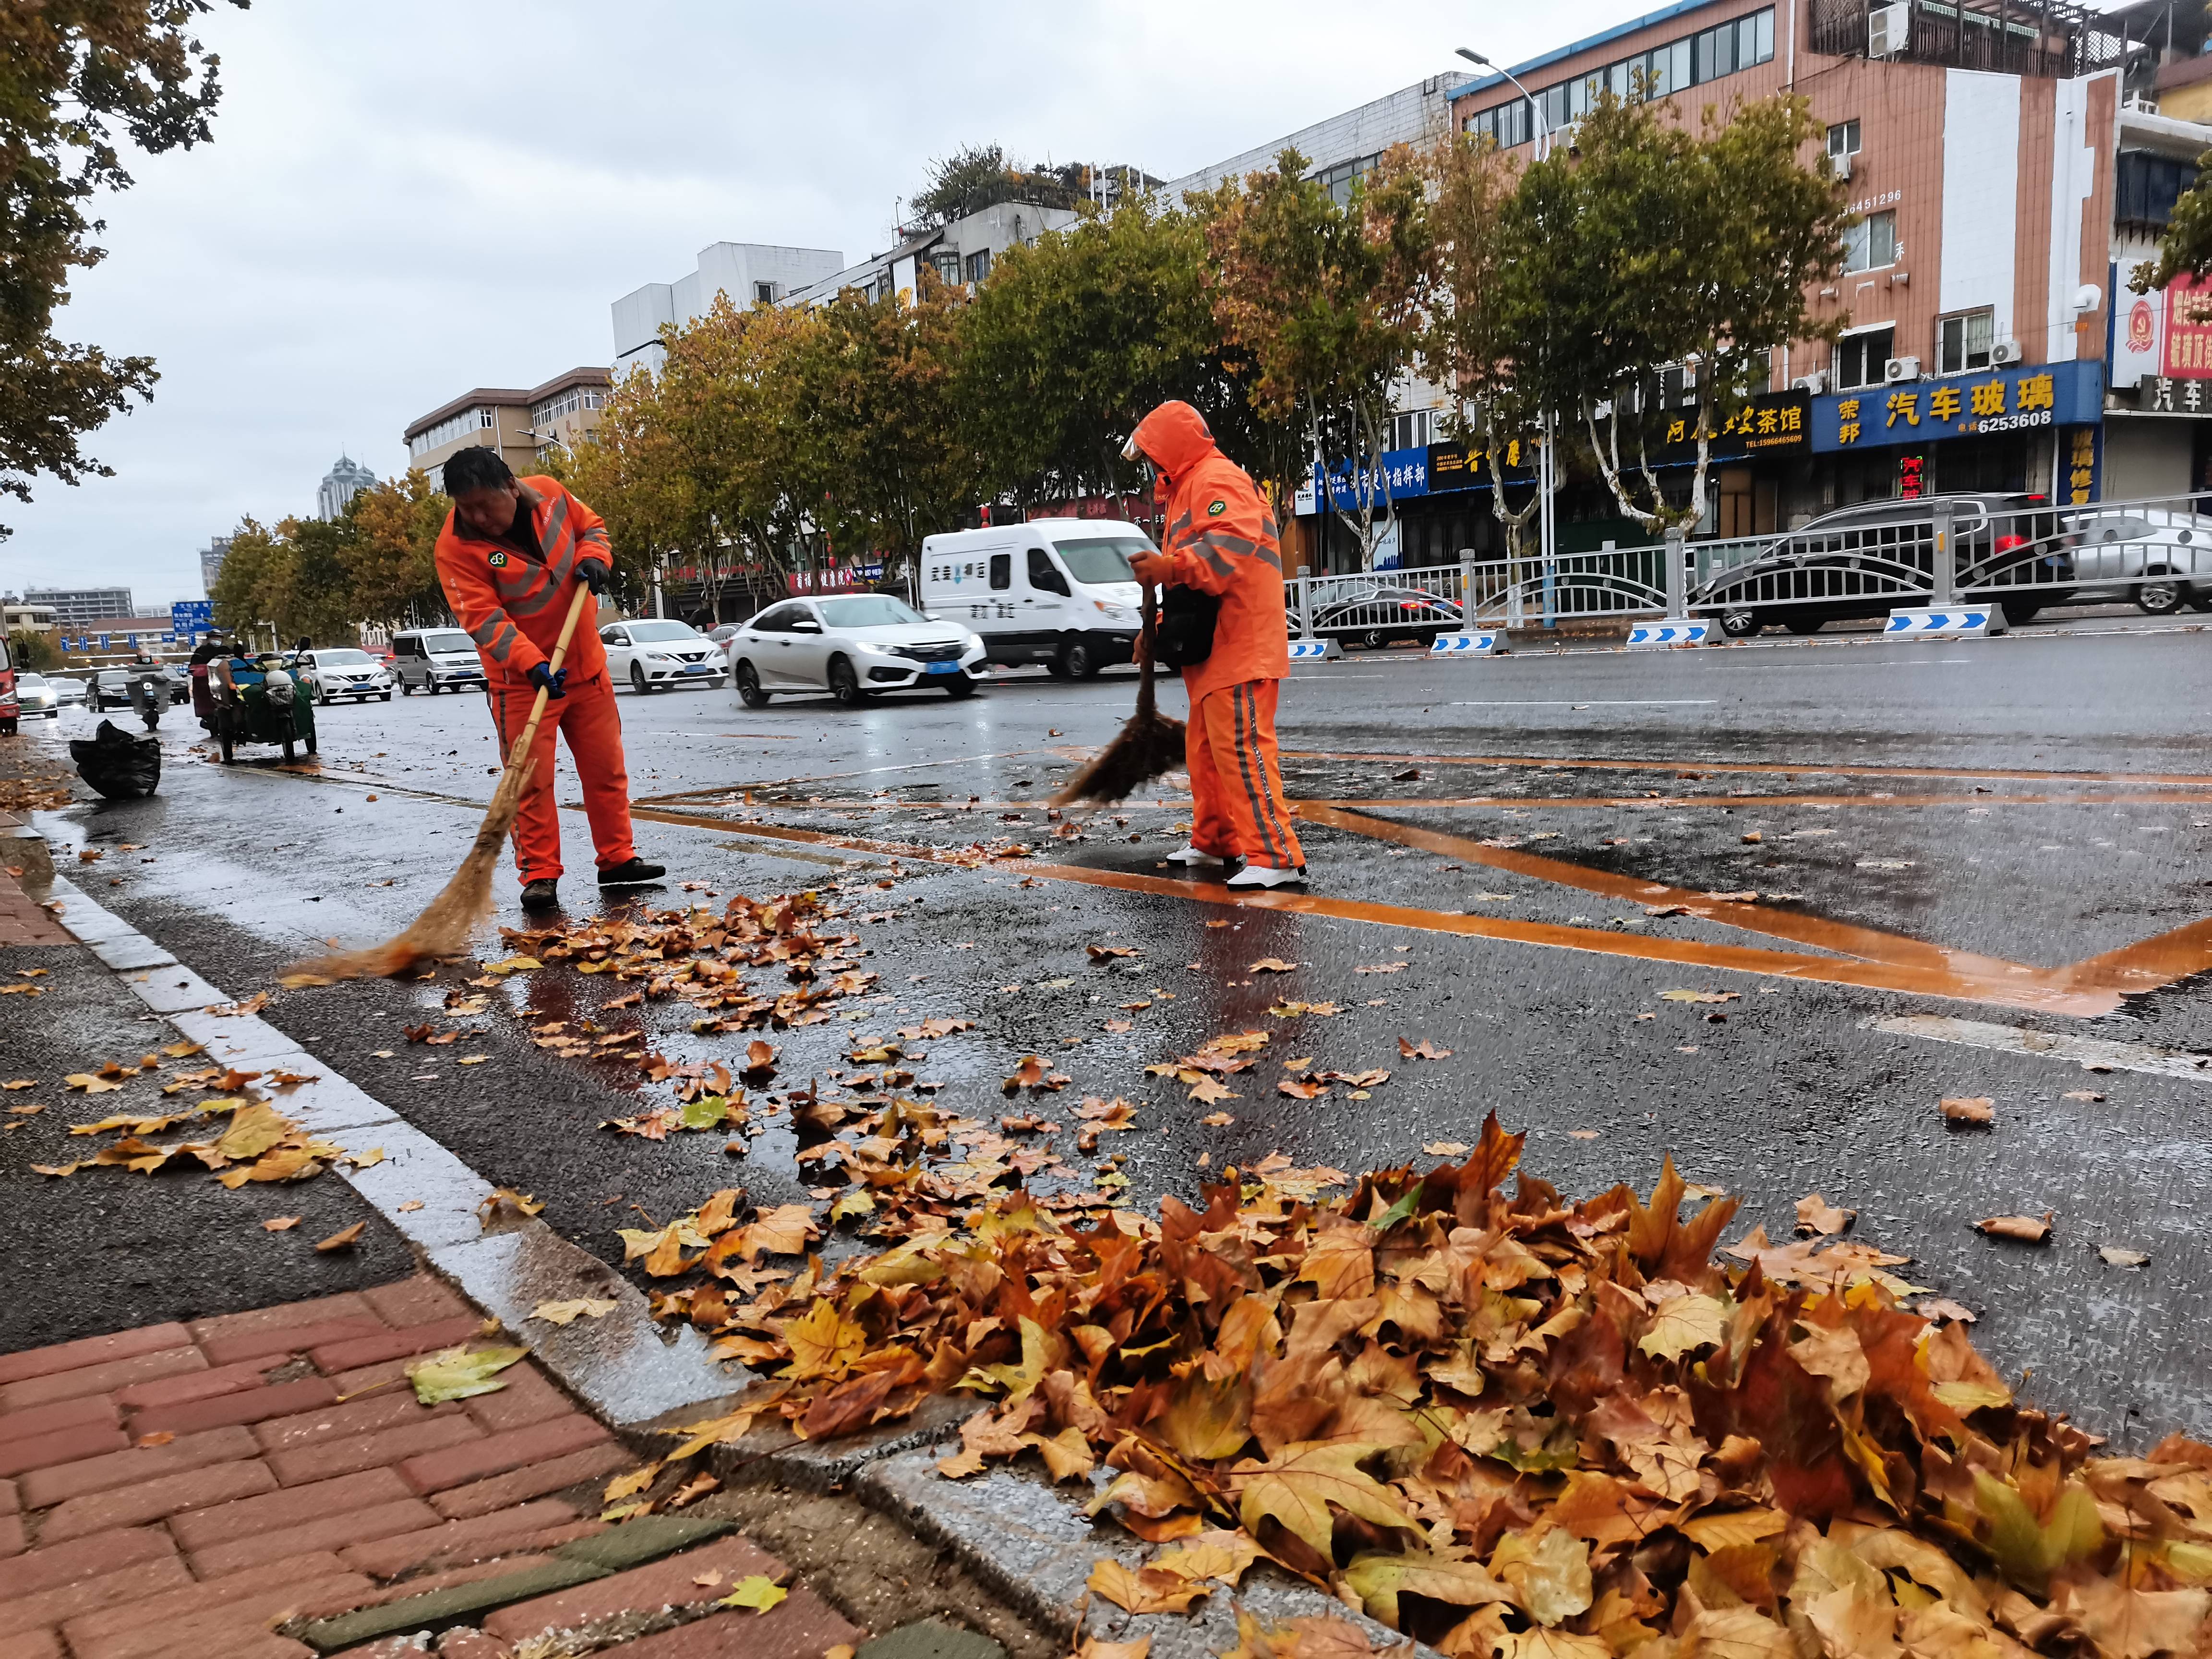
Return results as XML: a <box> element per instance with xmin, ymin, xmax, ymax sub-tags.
<box><xmin>69</xmin><ymin>720</ymin><xmax>162</xmax><ymax>800</ymax></box>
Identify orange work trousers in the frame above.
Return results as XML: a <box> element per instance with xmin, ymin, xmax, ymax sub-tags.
<box><xmin>1186</xmin><ymin>679</ymin><xmax>1304</xmax><ymax>870</ymax></box>
<box><xmin>485</xmin><ymin>670</ymin><xmax>636</xmax><ymax>886</ymax></box>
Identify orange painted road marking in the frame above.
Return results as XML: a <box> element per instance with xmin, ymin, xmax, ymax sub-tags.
<box><xmin>267</xmin><ymin>751</ymin><xmax>2200</xmax><ymax>1019</ymax></box>
<box><xmin>1282</xmin><ymin>750</ymin><xmax>2212</xmax><ymax>789</ymax></box>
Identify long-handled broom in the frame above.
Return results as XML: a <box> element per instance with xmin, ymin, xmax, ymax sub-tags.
<box><xmin>1050</xmin><ymin>581</ymin><xmax>1186</xmax><ymax>807</ymax></box>
<box><xmin>284</xmin><ymin>583</ymin><xmax>596</xmax><ymax>984</ymax></box>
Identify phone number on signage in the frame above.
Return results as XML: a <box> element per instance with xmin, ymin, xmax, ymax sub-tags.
<box><xmin>1972</xmin><ymin>409</ymin><xmax>2052</xmax><ymax>433</ymax></box>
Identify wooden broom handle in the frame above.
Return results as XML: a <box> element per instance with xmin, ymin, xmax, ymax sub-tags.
<box><xmin>502</xmin><ymin>583</ymin><xmax>597</xmax><ymax>773</ymax></box>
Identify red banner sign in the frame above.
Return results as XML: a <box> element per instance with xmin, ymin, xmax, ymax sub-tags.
<box><xmin>2163</xmin><ymin>273</ymin><xmax>2212</xmax><ymax>378</ymax></box>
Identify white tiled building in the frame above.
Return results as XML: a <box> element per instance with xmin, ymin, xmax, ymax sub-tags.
<box><xmin>612</xmin><ymin>242</ymin><xmax>847</xmax><ymax>374</ymax></box>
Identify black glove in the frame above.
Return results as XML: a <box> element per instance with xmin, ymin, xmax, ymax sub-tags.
<box><xmin>528</xmin><ymin>662</ymin><xmax>568</xmax><ymax>700</ymax></box>
<box><xmin>577</xmin><ymin>558</ymin><xmax>612</xmax><ymax>595</ymax></box>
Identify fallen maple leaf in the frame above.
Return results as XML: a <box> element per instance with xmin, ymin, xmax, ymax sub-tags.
<box><xmin>1088</xmin><ymin>1557</ymin><xmax>1211</xmax><ymax>1615</ymax></box>
<box><xmin>1088</xmin><ymin>945</ymin><xmax>1138</xmax><ymax>962</ymax></box>
<box><xmin>1355</xmin><ymin>962</ymin><xmax>1407</xmax><ymax>974</ymax></box>
<box><xmin>533</xmin><ymin>1297</ymin><xmax>619</xmax><ymax>1324</ymax></box>
<box><xmin>1941</xmin><ymin>1097</ymin><xmax>1994</xmax><ymax>1125</ymax></box>
<box><xmin>1794</xmin><ymin>1193</ymin><xmax>1854</xmax><ymax>1236</ymax></box>
<box><xmin>717</xmin><ymin>1575</ymin><xmax>787</xmax><ymax>1613</ymax></box>
<box><xmin>2097</xmin><ymin>1245</ymin><xmax>2150</xmax><ymax>1268</ymax></box>
<box><xmin>315</xmin><ymin>1221</ymin><xmax>366</xmax><ymax>1252</ymax></box>
<box><xmin>1423</xmin><ymin>1141</ymin><xmax>1469</xmax><ymax>1156</ymax></box>
<box><xmin>1976</xmin><ymin>1213</ymin><xmax>2052</xmax><ymax>1243</ymax></box>
<box><xmin>2062</xmin><ymin>1089</ymin><xmax>2105</xmax><ymax>1103</ymax></box>
<box><xmin>262</xmin><ymin>1216</ymin><xmax>301</xmax><ymax>1232</ymax></box>
<box><xmin>1202</xmin><ymin>1111</ymin><xmax>1234</xmax><ymax>1126</ymax></box>
<box><xmin>1659</xmin><ymin>989</ymin><xmax>1738</xmax><ymax>1004</ymax></box>
<box><xmin>1249</xmin><ymin>958</ymin><xmax>1298</xmax><ymax>974</ymax></box>
<box><xmin>1397</xmin><ymin>1037</ymin><xmax>1451</xmax><ymax>1059</ymax></box>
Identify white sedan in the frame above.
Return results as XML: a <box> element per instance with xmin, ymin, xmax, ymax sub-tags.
<box><xmin>725</xmin><ymin>593</ymin><xmax>986</xmax><ymax>707</ymax></box>
<box><xmin>297</xmin><ymin>648</ymin><xmax>393</xmax><ymax>703</ymax></box>
<box><xmin>601</xmin><ymin>619</ymin><xmax>727</xmax><ymax>693</ymax></box>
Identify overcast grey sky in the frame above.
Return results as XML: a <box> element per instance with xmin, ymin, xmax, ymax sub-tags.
<box><xmin>1</xmin><ymin>0</ymin><xmax>1649</xmax><ymax>607</ymax></box>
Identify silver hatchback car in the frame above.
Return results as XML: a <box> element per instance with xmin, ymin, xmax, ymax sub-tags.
<box><xmin>2064</xmin><ymin>505</ymin><xmax>2212</xmax><ymax>614</ymax></box>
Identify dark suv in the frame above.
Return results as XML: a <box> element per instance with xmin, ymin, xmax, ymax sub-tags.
<box><xmin>1695</xmin><ymin>493</ymin><xmax>2063</xmax><ymax>637</ymax></box>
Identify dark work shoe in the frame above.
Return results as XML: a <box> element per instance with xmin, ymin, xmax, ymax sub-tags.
<box><xmin>597</xmin><ymin>858</ymin><xmax>667</xmax><ymax>888</ymax></box>
<box><xmin>519</xmin><ymin>878</ymin><xmax>560</xmax><ymax>911</ymax></box>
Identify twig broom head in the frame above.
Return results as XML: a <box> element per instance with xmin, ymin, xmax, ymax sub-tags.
<box><xmin>1049</xmin><ymin>577</ymin><xmax>1185</xmax><ymax>808</ymax></box>
<box><xmin>282</xmin><ymin>757</ymin><xmax>532</xmax><ymax>986</ymax></box>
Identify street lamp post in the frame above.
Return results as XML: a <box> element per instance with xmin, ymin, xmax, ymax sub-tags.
<box><xmin>1456</xmin><ymin>47</ymin><xmax>1558</xmax><ymax>626</ymax></box>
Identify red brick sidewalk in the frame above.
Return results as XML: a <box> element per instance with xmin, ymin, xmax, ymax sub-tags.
<box><xmin>0</xmin><ymin>1276</ymin><xmax>863</xmax><ymax>1658</ymax></box>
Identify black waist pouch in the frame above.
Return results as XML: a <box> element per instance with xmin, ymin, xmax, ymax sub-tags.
<box><xmin>1154</xmin><ymin>586</ymin><xmax>1219</xmax><ymax>669</ymax></box>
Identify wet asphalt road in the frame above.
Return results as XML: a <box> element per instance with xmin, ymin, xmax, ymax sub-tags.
<box><xmin>9</xmin><ymin>611</ymin><xmax>2212</xmax><ymax>1445</ymax></box>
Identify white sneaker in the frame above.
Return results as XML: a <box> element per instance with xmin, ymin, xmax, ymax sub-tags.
<box><xmin>1226</xmin><ymin>863</ymin><xmax>1308</xmax><ymax>890</ymax></box>
<box><xmin>1164</xmin><ymin>844</ymin><xmax>1229</xmax><ymax>866</ymax></box>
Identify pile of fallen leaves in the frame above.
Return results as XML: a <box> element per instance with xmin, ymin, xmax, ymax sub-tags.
<box><xmin>24</xmin><ymin>1046</ymin><xmax>380</xmax><ymax>1211</ymax></box>
<box><xmin>0</xmin><ymin>773</ymin><xmax>74</xmax><ymax>813</ymax></box>
<box><xmin>631</xmin><ymin>1116</ymin><xmax>2212</xmax><ymax>1659</ymax></box>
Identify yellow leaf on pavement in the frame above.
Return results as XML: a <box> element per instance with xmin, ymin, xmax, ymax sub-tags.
<box><xmin>532</xmin><ymin>1297</ymin><xmax>618</xmax><ymax>1325</ymax></box>
<box><xmin>717</xmin><ymin>1575</ymin><xmax>788</xmax><ymax>1613</ymax></box>
<box><xmin>1087</xmin><ymin>1557</ymin><xmax>1211</xmax><ymax>1615</ymax></box>
<box><xmin>1638</xmin><ymin>1293</ymin><xmax>1730</xmax><ymax>1361</ymax></box>
<box><xmin>1231</xmin><ymin>1440</ymin><xmax>1414</xmax><ymax>1560</ymax></box>
<box><xmin>778</xmin><ymin>1298</ymin><xmax>866</xmax><ymax>1382</ymax></box>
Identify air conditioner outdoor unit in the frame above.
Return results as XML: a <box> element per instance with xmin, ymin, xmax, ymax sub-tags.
<box><xmin>1868</xmin><ymin>2</ymin><xmax>1911</xmax><ymax>57</ymax></box>
<box><xmin>1884</xmin><ymin>355</ymin><xmax>1921</xmax><ymax>383</ymax></box>
<box><xmin>1792</xmin><ymin>372</ymin><xmax>1828</xmax><ymax>394</ymax></box>
<box><xmin>1990</xmin><ymin>338</ymin><xmax>2023</xmax><ymax>365</ymax></box>
<box><xmin>1833</xmin><ymin>151</ymin><xmax>1854</xmax><ymax>182</ymax></box>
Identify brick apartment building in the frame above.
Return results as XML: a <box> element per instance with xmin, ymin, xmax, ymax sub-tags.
<box><xmin>1296</xmin><ymin>0</ymin><xmax>2212</xmax><ymax>567</ymax></box>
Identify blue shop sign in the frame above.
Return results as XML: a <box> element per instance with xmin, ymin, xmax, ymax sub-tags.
<box><xmin>1313</xmin><ymin>446</ymin><xmax>1430</xmax><ymax>512</ymax></box>
<box><xmin>1810</xmin><ymin>360</ymin><xmax>2103</xmax><ymax>453</ymax></box>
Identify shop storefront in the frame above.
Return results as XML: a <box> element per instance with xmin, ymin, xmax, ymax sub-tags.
<box><xmin>1296</xmin><ymin>389</ymin><xmax>1814</xmax><ymax>571</ymax></box>
<box><xmin>1804</xmin><ymin>360</ymin><xmax>2105</xmax><ymax>508</ymax></box>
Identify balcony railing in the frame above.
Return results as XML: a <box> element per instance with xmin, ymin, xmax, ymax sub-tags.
<box><xmin>1808</xmin><ymin>0</ymin><xmax>2126</xmax><ymax>80</ymax></box>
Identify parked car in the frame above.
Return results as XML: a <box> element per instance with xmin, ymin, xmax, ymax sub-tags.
<box><xmin>1695</xmin><ymin>493</ymin><xmax>2062</xmax><ymax>636</ymax></box>
<box><xmin>705</xmin><ymin>623</ymin><xmax>743</xmax><ymax>648</ymax></box>
<box><xmin>50</xmin><ymin>675</ymin><xmax>86</xmax><ymax>707</ymax></box>
<box><xmin>725</xmin><ymin>594</ymin><xmax>986</xmax><ymax>707</ymax></box>
<box><xmin>601</xmin><ymin>619</ymin><xmax>727</xmax><ymax>693</ymax></box>
<box><xmin>919</xmin><ymin>518</ymin><xmax>1145</xmax><ymax>678</ymax></box>
<box><xmin>391</xmin><ymin>627</ymin><xmax>487</xmax><ymax>695</ymax></box>
<box><xmin>14</xmin><ymin>673</ymin><xmax>59</xmax><ymax>718</ymax></box>
<box><xmin>2060</xmin><ymin>505</ymin><xmax>2212</xmax><ymax>614</ymax></box>
<box><xmin>297</xmin><ymin>647</ymin><xmax>394</xmax><ymax>703</ymax></box>
<box><xmin>1295</xmin><ymin>580</ymin><xmax>1463</xmax><ymax>649</ymax></box>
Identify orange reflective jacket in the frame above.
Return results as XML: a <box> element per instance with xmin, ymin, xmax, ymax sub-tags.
<box><xmin>1130</xmin><ymin>401</ymin><xmax>1287</xmax><ymax>704</ymax></box>
<box><xmin>433</xmin><ymin>477</ymin><xmax>612</xmax><ymax>688</ymax></box>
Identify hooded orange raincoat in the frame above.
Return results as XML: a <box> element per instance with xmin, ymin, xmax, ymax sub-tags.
<box><xmin>1130</xmin><ymin>402</ymin><xmax>1304</xmax><ymax>870</ymax></box>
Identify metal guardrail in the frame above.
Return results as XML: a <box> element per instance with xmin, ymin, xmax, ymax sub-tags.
<box><xmin>1286</xmin><ymin>492</ymin><xmax>2212</xmax><ymax>644</ymax></box>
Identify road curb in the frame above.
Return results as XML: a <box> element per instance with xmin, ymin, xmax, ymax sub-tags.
<box><xmin>31</xmin><ymin>873</ymin><xmax>739</xmax><ymax>1434</ymax></box>
<box><xmin>2</xmin><ymin>807</ymin><xmax>54</xmax><ymax>885</ymax></box>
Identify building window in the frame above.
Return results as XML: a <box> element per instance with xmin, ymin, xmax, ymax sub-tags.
<box><xmin>1385</xmin><ymin>409</ymin><xmax>1432</xmax><ymax>452</ymax></box>
<box><xmin>1460</xmin><ymin>8</ymin><xmax>1773</xmax><ymax>150</ymax></box>
<box><xmin>1314</xmin><ymin>153</ymin><xmax>1382</xmax><ymax>205</ymax></box>
<box><xmin>1937</xmin><ymin>309</ymin><xmax>1996</xmax><ymax>375</ymax></box>
<box><xmin>1841</xmin><ymin>209</ymin><xmax>1897</xmax><ymax>273</ymax></box>
<box><xmin>1835</xmin><ymin>326</ymin><xmax>1895</xmax><ymax>390</ymax></box>
<box><xmin>753</xmin><ymin>280</ymin><xmax>775</xmax><ymax>304</ymax></box>
<box><xmin>409</xmin><ymin>406</ymin><xmax>497</xmax><ymax>457</ymax></box>
<box><xmin>966</xmin><ymin>248</ymin><xmax>991</xmax><ymax>283</ymax></box>
<box><xmin>1827</xmin><ymin>119</ymin><xmax>1861</xmax><ymax>159</ymax></box>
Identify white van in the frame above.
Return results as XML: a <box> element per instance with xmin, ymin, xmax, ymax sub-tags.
<box><xmin>918</xmin><ymin>518</ymin><xmax>1150</xmax><ymax>678</ymax></box>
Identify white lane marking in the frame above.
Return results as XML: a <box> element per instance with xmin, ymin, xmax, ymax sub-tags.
<box><xmin>1870</xmin><ymin>1012</ymin><xmax>2212</xmax><ymax>1082</ymax></box>
<box><xmin>36</xmin><ymin>874</ymin><xmax>735</xmax><ymax>1425</ymax></box>
<box><xmin>1787</xmin><ymin>658</ymin><xmax>1972</xmax><ymax>667</ymax></box>
<box><xmin>1445</xmin><ymin>699</ymin><xmax>1719</xmax><ymax>708</ymax></box>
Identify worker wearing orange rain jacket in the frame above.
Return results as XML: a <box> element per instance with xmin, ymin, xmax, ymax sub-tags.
<box><xmin>433</xmin><ymin>447</ymin><xmax>663</xmax><ymax>911</ymax></box>
<box><xmin>1126</xmin><ymin>401</ymin><xmax>1307</xmax><ymax>888</ymax></box>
